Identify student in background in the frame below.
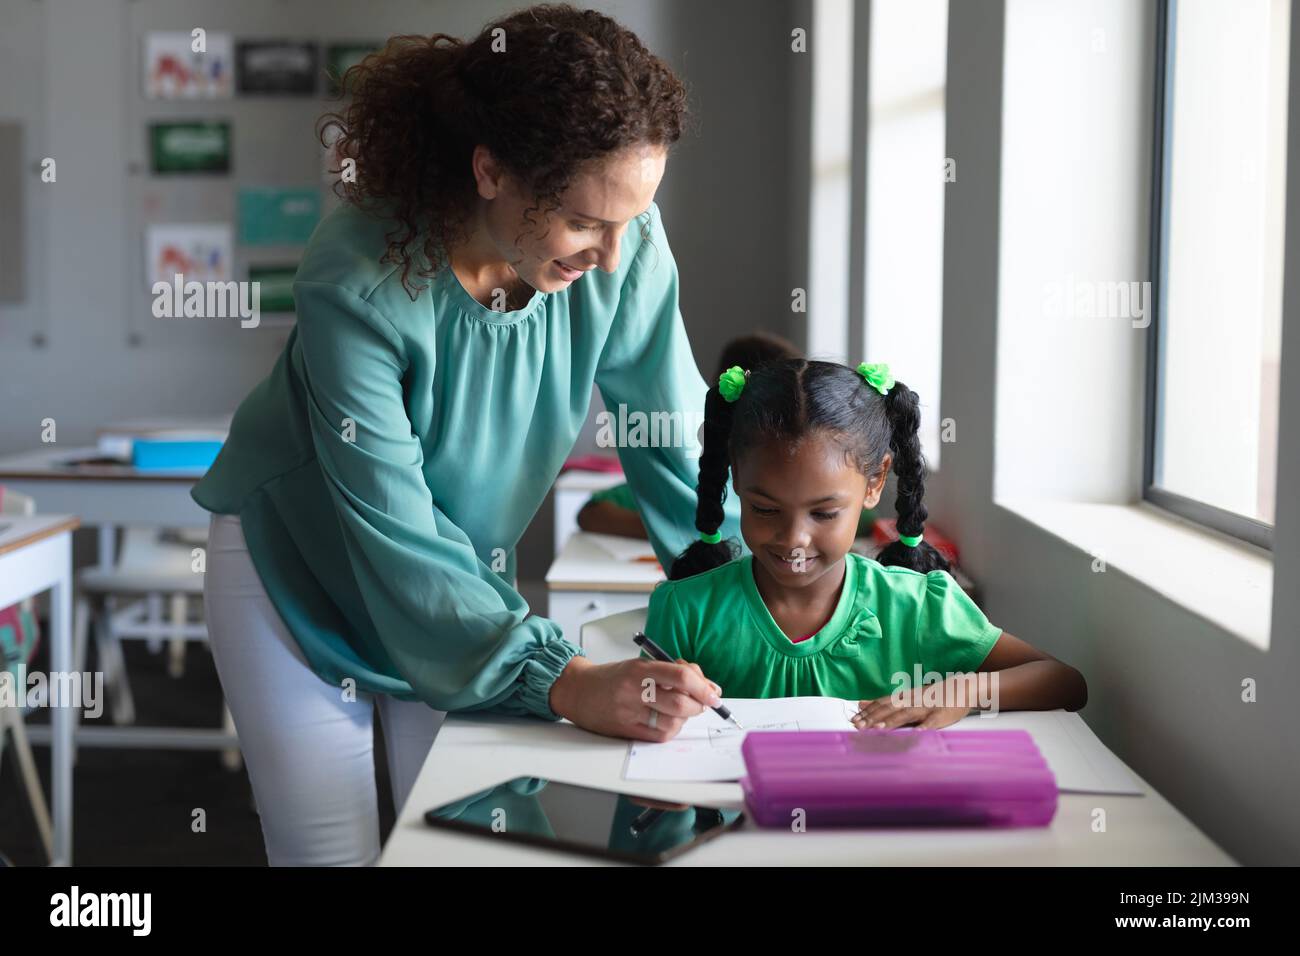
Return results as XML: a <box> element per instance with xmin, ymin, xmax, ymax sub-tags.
<box><xmin>646</xmin><ymin>358</ymin><xmax>1087</xmax><ymax>728</ymax></box>
<box><xmin>577</xmin><ymin>332</ymin><xmax>800</xmax><ymax>539</ymax></box>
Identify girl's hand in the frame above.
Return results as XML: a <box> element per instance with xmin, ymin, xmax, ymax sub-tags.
<box><xmin>852</xmin><ymin>676</ymin><xmax>975</xmax><ymax>731</ymax></box>
<box><xmin>549</xmin><ymin>656</ymin><xmax>722</xmax><ymax>742</ymax></box>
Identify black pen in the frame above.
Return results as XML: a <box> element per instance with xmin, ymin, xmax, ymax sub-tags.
<box><xmin>633</xmin><ymin>631</ymin><xmax>744</xmax><ymax>730</ymax></box>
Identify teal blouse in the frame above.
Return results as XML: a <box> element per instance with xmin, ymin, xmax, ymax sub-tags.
<box><xmin>191</xmin><ymin>200</ymin><xmax>742</xmax><ymax>720</ymax></box>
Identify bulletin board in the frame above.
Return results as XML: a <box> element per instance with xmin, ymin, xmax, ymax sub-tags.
<box><xmin>0</xmin><ymin>0</ymin><xmax>49</xmax><ymax>348</ymax></box>
<box><xmin>122</xmin><ymin>0</ymin><xmax>375</xmax><ymax>344</ymax></box>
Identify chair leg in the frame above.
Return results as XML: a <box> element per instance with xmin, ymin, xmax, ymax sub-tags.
<box><xmin>71</xmin><ymin>593</ymin><xmax>93</xmax><ymax>766</ymax></box>
<box><xmin>145</xmin><ymin>592</ymin><xmax>163</xmax><ymax>655</ymax></box>
<box><xmin>220</xmin><ymin>702</ymin><xmax>243</xmax><ymax>771</ymax></box>
<box><xmin>0</xmin><ymin>706</ymin><xmax>55</xmax><ymax>864</ymax></box>
<box><xmin>95</xmin><ymin>598</ymin><xmax>136</xmax><ymax>726</ymax></box>
<box><xmin>167</xmin><ymin>594</ymin><xmax>187</xmax><ymax>679</ymax></box>
<box><xmin>72</xmin><ymin>593</ymin><xmax>91</xmax><ymax>676</ymax></box>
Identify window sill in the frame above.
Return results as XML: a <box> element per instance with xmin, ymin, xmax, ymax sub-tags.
<box><xmin>994</xmin><ymin>498</ymin><xmax>1272</xmax><ymax>650</ymax></box>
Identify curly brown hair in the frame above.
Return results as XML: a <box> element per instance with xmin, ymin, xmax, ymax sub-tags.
<box><xmin>319</xmin><ymin>4</ymin><xmax>690</xmax><ymax>298</ymax></box>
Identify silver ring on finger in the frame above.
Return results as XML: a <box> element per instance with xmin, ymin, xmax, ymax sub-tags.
<box><xmin>646</xmin><ymin>707</ymin><xmax>658</xmax><ymax>729</ymax></box>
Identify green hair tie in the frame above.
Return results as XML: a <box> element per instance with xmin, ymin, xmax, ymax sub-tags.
<box><xmin>699</xmin><ymin>530</ymin><xmax>723</xmax><ymax>544</ymax></box>
<box><xmin>856</xmin><ymin>362</ymin><xmax>895</xmax><ymax>396</ymax></box>
<box><xmin>718</xmin><ymin>366</ymin><xmax>748</xmax><ymax>403</ymax></box>
<box><xmin>897</xmin><ymin>533</ymin><xmax>923</xmax><ymax>548</ymax></box>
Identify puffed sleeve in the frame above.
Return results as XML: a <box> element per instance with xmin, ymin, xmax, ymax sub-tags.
<box><xmin>916</xmin><ymin>570</ymin><xmax>1003</xmax><ymax>674</ymax></box>
<box><xmin>594</xmin><ymin>203</ymin><xmax>745</xmax><ymax>569</ymax></box>
<box><xmin>293</xmin><ymin>279</ymin><xmax>583</xmax><ymax>719</ymax></box>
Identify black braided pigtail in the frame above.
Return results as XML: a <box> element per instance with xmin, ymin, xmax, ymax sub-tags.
<box><xmin>668</xmin><ymin>383</ymin><xmax>742</xmax><ymax>580</ymax></box>
<box><xmin>877</xmin><ymin>381</ymin><xmax>950</xmax><ymax>573</ymax></box>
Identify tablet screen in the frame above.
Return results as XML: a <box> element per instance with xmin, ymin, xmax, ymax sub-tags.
<box><xmin>424</xmin><ymin>777</ymin><xmax>743</xmax><ymax>865</ymax></box>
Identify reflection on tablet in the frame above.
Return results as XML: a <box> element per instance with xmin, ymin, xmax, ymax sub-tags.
<box><xmin>424</xmin><ymin>777</ymin><xmax>743</xmax><ymax>865</ymax></box>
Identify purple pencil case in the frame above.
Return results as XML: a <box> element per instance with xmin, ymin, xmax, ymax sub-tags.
<box><xmin>740</xmin><ymin>729</ymin><xmax>1058</xmax><ymax>828</ymax></box>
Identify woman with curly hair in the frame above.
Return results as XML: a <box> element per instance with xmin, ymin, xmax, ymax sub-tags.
<box><xmin>192</xmin><ymin>4</ymin><xmax>737</xmax><ymax>865</ymax></box>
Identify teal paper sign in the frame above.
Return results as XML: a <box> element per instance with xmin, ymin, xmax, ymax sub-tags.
<box><xmin>238</xmin><ymin>187</ymin><xmax>321</xmax><ymax>246</ymax></box>
<box><xmin>326</xmin><ymin>43</ymin><xmax>380</xmax><ymax>94</ymax></box>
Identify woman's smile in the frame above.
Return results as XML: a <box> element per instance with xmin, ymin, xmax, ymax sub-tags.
<box><xmin>555</xmin><ymin>260</ymin><xmax>586</xmax><ymax>280</ymax></box>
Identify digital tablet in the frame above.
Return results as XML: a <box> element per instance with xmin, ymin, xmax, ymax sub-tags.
<box><xmin>424</xmin><ymin>777</ymin><xmax>744</xmax><ymax>865</ymax></box>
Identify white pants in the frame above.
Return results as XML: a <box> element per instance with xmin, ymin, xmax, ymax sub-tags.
<box><xmin>202</xmin><ymin>513</ymin><xmax>445</xmax><ymax>866</ymax></box>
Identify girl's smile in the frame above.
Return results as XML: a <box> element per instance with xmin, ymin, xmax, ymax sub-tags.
<box><xmin>769</xmin><ymin>550</ymin><xmax>819</xmax><ymax>570</ymax></box>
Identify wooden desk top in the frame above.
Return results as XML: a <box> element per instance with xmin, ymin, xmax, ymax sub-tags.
<box><xmin>0</xmin><ymin>514</ymin><xmax>81</xmax><ymax>557</ymax></box>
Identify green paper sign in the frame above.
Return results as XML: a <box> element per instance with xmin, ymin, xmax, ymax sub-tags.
<box><xmin>238</xmin><ymin>187</ymin><xmax>320</xmax><ymax>246</ymax></box>
<box><xmin>149</xmin><ymin>121</ymin><xmax>231</xmax><ymax>174</ymax></box>
<box><xmin>249</xmin><ymin>264</ymin><xmax>298</xmax><ymax>313</ymax></box>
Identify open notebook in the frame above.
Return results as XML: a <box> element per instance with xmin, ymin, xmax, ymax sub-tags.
<box><xmin>625</xmin><ymin>697</ymin><xmax>860</xmax><ymax>784</ymax></box>
<box><xmin>623</xmin><ymin>697</ymin><xmax>1143</xmax><ymax>794</ymax></box>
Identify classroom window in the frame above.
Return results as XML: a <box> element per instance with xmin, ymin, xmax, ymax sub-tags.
<box><xmin>864</xmin><ymin>0</ymin><xmax>948</xmax><ymax>466</ymax></box>
<box><xmin>807</xmin><ymin>0</ymin><xmax>853</xmax><ymax>364</ymax></box>
<box><xmin>1147</xmin><ymin>0</ymin><xmax>1290</xmax><ymax>549</ymax></box>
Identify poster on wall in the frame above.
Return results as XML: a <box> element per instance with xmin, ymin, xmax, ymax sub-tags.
<box><xmin>0</xmin><ymin>121</ymin><xmax>23</xmax><ymax>303</ymax></box>
<box><xmin>146</xmin><ymin>224</ymin><xmax>233</xmax><ymax>285</ymax></box>
<box><xmin>249</xmin><ymin>264</ymin><xmax>298</xmax><ymax>313</ymax></box>
<box><xmin>325</xmin><ymin>42</ymin><xmax>381</xmax><ymax>94</ymax></box>
<box><xmin>148</xmin><ymin>121</ymin><xmax>232</xmax><ymax>174</ymax></box>
<box><xmin>236</xmin><ymin>41</ymin><xmax>318</xmax><ymax>95</ymax></box>
<box><xmin>144</xmin><ymin>31</ymin><xmax>234</xmax><ymax>99</ymax></box>
<box><xmin>238</xmin><ymin>187</ymin><xmax>321</xmax><ymax>246</ymax></box>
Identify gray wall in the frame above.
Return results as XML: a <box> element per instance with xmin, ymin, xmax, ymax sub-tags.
<box><xmin>934</xmin><ymin>0</ymin><xmax>1300</xmax><ymax>866</ymax></box>
<box><xmin>0</xmin><ymin>0</ymin><xmax>806</xmax><ymax>580</ymax></box>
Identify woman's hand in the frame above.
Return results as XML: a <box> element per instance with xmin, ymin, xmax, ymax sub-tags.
<box><xmin>851</xmin><ymin>676</ymin><xmax>975</xmax><ymax>731</ymax></box>
<box><xmin>549</xmin><ymin>656</ymin><xmax>722</xmax><ymax>742</ymax></box>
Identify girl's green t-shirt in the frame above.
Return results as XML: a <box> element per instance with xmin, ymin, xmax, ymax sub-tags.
<box><xmin>587</xmin><ymin>482</ymin><xmax>640</xmax><ymax>514</ymax></box>
<box><xmin>646</xmin><ymin>553</ymin><xmax>1002</xmax><ymax>700</ymax></box>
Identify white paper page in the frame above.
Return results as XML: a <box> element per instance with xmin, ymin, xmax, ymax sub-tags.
<box><xmin>623</xmin><ymin>697</ymin><xmax>859</xmax><ymax>782</ymax></box>
<box><xmin>947</xmin><ymin>710</ymin><xmax>1143</xmax><ymax>795</ymax></box>
<box><xmin>584</xmin><ymin>531</ymin><xmax>658</xmax><ymax>563</ymax></box>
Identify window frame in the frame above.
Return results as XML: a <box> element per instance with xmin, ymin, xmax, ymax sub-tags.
<box><xmin>1144</xmin><ymin>0</ymin><xmax>1278</xmax><ymax>551</ymax></box>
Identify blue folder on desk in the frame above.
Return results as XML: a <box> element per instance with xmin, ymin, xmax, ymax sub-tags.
<box><xmin>131</xmin><ymin>438</ymin><xmax>223</xmax><ymax>471</ymax></box>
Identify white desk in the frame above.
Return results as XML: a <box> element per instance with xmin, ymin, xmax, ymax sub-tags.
<box><xmin>552</xmin><ymin>469</ymin><xmax>625</xmax><ymax>556</ymax></box>
<box><xmin>0</xmin><ymin>444</ymin><xmax>239</xmax><ymax>757</ymax></box>
<box><xmin>0</xmin><ymin>514</ymin><xmax>79</xmax><ymax>865</ymax></box>
<box><xmin>545</xmin><ymin>532</ymin><xmax>663</xmax><ymax>647</ymax></box>
<box><xmin>380</xmin><ymin>710</ymin><xmax>1235</xmax><ymax>866</ymax></box>
<box><xmin>0</xmin><ymin>444</ymin><xmax>210</xmax><ymax>570</ymax></box>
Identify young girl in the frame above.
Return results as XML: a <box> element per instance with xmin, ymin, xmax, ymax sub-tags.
<box><xmin>645</xmin><ymin>359</ymin><xmax>1086</xmax><ymax>730</ymax></box>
